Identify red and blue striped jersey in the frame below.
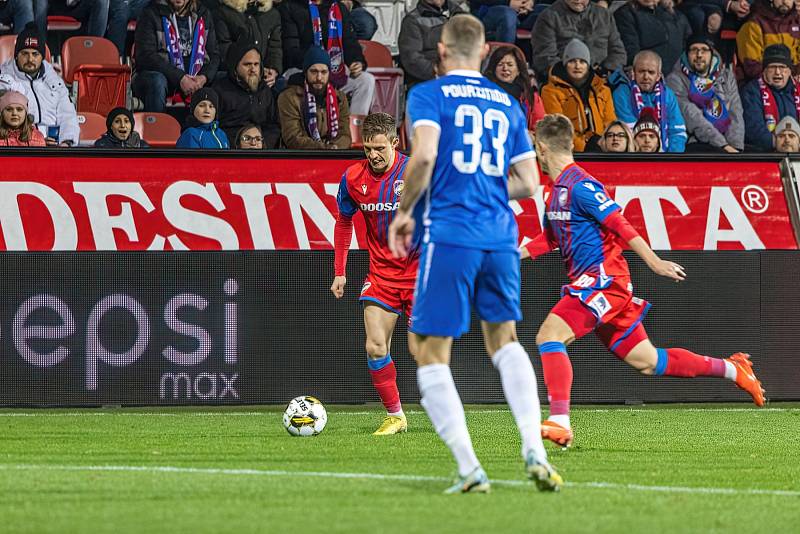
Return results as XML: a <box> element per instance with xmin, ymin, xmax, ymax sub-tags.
<box><xmin>543</xmin><ymin>163</ymin><xmax>631</xmax><ymax>281</ymax></box>
<box><xmin>336</xmin><ymin>153</ymin><xmax>418</xmax><ymax>288</ymax></box>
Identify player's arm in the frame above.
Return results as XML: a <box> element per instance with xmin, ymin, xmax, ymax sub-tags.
<box><xmin>388</xmin><ymin>124</ymin><xmax>440</xmax><ymax>258</ymax></box>
<box><xmin>519</xmin><ymin>231</ymin><xmax>556</xmax><ymax>261</ymax></box>
<box><xmin>602</xmin><ymin>211</ymin><xmax>686</xmax><ymax>282</ymax></box>
<box><xmin>507</xmin><ymin>156</ymin><xmax>540</xmax><ymax>200</ymax></box>
<box><xmin>332</xmin><ymin>175</ymin><xmax>358</xmax><ymax>298</ymax></box>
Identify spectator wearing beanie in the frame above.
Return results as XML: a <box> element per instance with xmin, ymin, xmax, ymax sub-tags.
<box><xmin>773</xmin><ymin>115</ymin><xmax>800</xmax><ymax>152</ymax></box>
<box><xmin>541</xmin><ymin>38</ymin><xmax>616</xmax><ymax>151</ymax></box>
<box><xmin>666</xmin><ymin>34</ymin><xmax>743</xmax><ymax>152</ymax></box>
<box><xmin>277</xmin><ymin>45</ymin><xmax>351</xmax><ymax>149</ymax></box>
<box><xmin>0</xmin><ymin>90</ymin><xmax>46</xmax><ymax>147</ymax></box>
<box><xmin>0</xmin><ymin>22</ymin><xmax>80</xmax><ymax>146</ymax></box>
<box><xmin>399</xmin><ymin>0</ymin><xmax>465</xmax><ymax>87</ymax></box>
<box><xmin>741</xmin><ymin>44</ymin><xmax>800</xmax><ymax>151</ymax></box>
<box><xmin>633</xmin><ymin>107</ymin><xmax>662</xmax><ymax>152</ymax></box>
<box><xmin>610</xmin><ymin>49</ymin><xmax>686</xmax><ymax>152</ymax></box>
<box><xmin>94</xmin><ymin>107</ymin><xmax>149</xmax><ymax>148</ymax></box>
<box><xmin>614</xmin><ymin>0</ymin><xmax>691</xmax><ymax>74</ymax></box>
<box><xmin>736</xmin><ymin>0</ymin><xmax>800</xmax><ymax>81</ymax></box>
<box><xmin>484</xmin><ymin>45</ymin><xmax>545</xmax><ymax>134</ymax></box>
<box><xmin>215</xmin><ymin>39</ymin><xmax>280</xmax><ymax>147</ymax></box>
<box><xmin>177</xmin><ymin>87</ymin><xmax>230</xmax><ymax>148</ymax></box>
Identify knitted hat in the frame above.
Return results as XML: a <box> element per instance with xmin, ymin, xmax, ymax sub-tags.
<box><xmin>686</xmin><ymin>34</ymin><xmax>716</xmax><ymax>52</ymax></box>
<box><xmin>562</xmin><ymin>38</ymin><xmax>591</xmax><ymax>65</ymax></box>
<box><xmin>762</xmin><ymin>44</ymin><xmax>793</xmax><ymax>68</ymax></box>
<box><xmin>106</xmin><ymin>107</ymin><xmax>134</xmax><ymax>129</ymax></box>
<box><xmin>190</xmin><ymin>87</ymin><xmax>219</xmax><ymax>114</ymax></box>
<box><xmin>15</xmin><ymin>22</ymin><xmax>46</xmax><ymax>57</ymax></box>
<box><xmin>0</xmin><ymin>90</ymin><xmax>28</xmax><ymax>113</ymax></box>
<box><xmin>775</xmin><ymin>115</ymin><xmax>800</xmax><ymax>136</ymax></box>
<box><xmin>303</xmin><ymin>46</ymin><xmax>331</xmax><ymax>72</ymax></box>
<box><xmin>633</xmin><ymin>108</ymin><xmax>661</xmax><ymax>140</ymax></box>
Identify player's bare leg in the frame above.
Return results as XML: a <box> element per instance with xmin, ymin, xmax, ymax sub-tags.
<box><xmin>620</xmin><ymin>333</ymin><xmax>766</xmax><ymax>406</ymax></box>
<box><xmin>413</xmin><ymin>333</ymin><xmax>489</xmax><ymax>493</ymax></box>
<box><xmin>483</xmin><ymin>320</ymin><xmax>562</xmax><ymax>491</ymax></box>
<box><xmin>535</xmin><ymin>313</ymin><xmax>578</xmax><ymax>448</ymax></box>
<box><xmin>363</xmin><ymin>303</ymin><xmax>408</xmax><ymax>435</ymax></box>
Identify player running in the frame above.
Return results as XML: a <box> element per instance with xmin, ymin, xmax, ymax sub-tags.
<box><xmin>523</xmin><ymin>114</ymin><xmax>766</xmax><ymax>448</ymax></box>
<box><xmin>388</xmin><ymin>15</ymin><xmax>562</xmax><ymax>493</ymax></box>
<box><xmin>332</xmin><ymin>112</ymin><xmax>417</xmax><ymax>436</ymax></box>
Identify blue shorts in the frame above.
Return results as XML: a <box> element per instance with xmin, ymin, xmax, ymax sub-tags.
<box><xmin>409</xmin><ymin>242</ymin><xmax>522</xmax><ymax>338</ymax></box>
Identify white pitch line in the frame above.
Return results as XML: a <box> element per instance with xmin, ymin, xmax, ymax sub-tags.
<box><xmin>0</xmin><ymin>407</ymin><xmax>794</xmax><ymax>417</ymax></box>
<box><xmin>0</xmin><ymin>463</ymin><xmax>797</xmax><ymax>497</ymax></box>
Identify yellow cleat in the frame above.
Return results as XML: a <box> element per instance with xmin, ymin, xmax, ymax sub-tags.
<box><xmin>372</xmin><ymin>415</ymin><xmax>408</xmax><ymax>435</ymax></box>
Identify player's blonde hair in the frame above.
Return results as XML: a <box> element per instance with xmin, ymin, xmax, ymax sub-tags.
<box><xmin>535</xmin><ymin>114</ymin><xmax>575</xmax><ymax>154</ymax></box>
<box><xmin>361</xmin><ymin>112</ymin><xmax>397</xmax><ymax>142</ymax></box>
<box><xmin>441</xmin><ymin>14</ymin><xmax>485</xmax><ymax>61</ymax></box>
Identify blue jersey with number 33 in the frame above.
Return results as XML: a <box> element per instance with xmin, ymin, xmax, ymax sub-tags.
<box><xmin>406</xmin><ymin>70</ymin><xmax>536</xmax><ymax>251</ymax></box>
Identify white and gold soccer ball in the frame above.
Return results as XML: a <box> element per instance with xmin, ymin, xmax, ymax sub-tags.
<box><xmin>282</xmin><ymin>395</ymin><xmax>328</xmax><ymax>437</ymax></box>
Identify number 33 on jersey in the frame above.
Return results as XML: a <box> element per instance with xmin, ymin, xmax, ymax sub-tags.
<box><xmin>405</xmin><ymin>69</ymin><xmax>536</xmax><ymax>252</ymax></box>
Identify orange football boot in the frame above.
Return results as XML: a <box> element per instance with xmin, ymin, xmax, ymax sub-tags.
<box><xmin>726</xmin><ymin>353</ymin><xmax>766</xmax><ymax>407</ymax></box>
<box><xmin>541</xmin><ymin>420</ymin><xmax>573</xmax><ymax>448</ymax></box>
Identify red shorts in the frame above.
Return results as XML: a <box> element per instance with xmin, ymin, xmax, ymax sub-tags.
<box><xmin>550</xmin><ymin>275</ymin><xmax>651</xmax><ymax>359</ymax></box>
<box><xmin>359</xmin><ymin>273</ymin><xmax>414</xmax><ymax>319</ymax></box>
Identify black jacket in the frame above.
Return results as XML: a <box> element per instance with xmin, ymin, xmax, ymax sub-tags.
<box><xmin>399</xmin><ymin>0</ymin><xmax>465</xmax><ymax>85</ymax></box>
<box><xmin>134</xmin><ymin>0</ymin><xmax>221</xmax><ymax>90</ymax></box>
<box><xmin>94</xmin><ymin>131</ymin><xmax>150</xmax><ymax>148</ymax></box>
<box><xmin>213</xmin><ymin>40</ymin><xmax>280</xmax><ymax>147</ymax></box>
<box><xmin>278</xmin><ymin>0</ymin><xmax>367</xmax><ymax>72</ymax></box>
<box><xmin>213</xmin><ymin>0</ymin><xmax>283</xmax><ymax>73</ymax></box>
<box><xmin>614</xmin><ymin>2</ymin><xmax>691</xmax><ymax>73</ymax></box>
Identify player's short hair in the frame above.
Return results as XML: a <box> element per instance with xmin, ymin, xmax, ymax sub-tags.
<box><xmin>535</xmin><ymin>114</ymin><xmax>574</xmax><ymax>154</ymax></box>
<box><xmin>361</xmin><ymin>112</ymin><xmax>397</xmax><ymax>141</ymax></box>
<box><xmin>441</xmin><ymin>14</ymin><xmax>485</xmax><ymax>60</ymax></box>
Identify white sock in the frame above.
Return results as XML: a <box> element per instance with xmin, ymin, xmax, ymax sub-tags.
<box><xmin>724</xmin><ymin>360</ymin><xmax>737</xmax><ymax>381</ymax></box>
<box><xmin>491</xmin><ymin>342</ymin><xmax>547</xmax><ymax>463</ymax></box>
<box><xmin>547</xmin><ymin>414</ymin><xmax>571</xmax><ymax>429</ymax></box>
<box><xmin>388</xmin><ymin>410</ymin><xmax>405</xmax><ymax>417</ymax></box>
<box><xmin>417</xmin><ymin>363</ymin><xmax>481</xmax><ymax>477</ymax></box>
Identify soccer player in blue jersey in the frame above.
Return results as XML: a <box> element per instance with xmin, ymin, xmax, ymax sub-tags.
<box><xmin>523</xmin><ymin>114</ymin><xmax>765</xmax><ymax>448</ymax></box>
<box><xmin>388</xmin><ymin>14</ymin><xmax>562</xmax><ymax>494</ymax></box>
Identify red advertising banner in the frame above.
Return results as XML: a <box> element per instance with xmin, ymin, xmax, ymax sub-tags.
<box><xmin>0</xmin><ymin>155</ymin><xmax>795</xmax><ymax>251</ymax></box>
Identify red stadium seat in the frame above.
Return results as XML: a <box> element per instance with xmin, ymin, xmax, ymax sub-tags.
<box><xmin>350</xmin><ymin>114</ymin><xmax>366</xmax><ymax>149</ymax></box>
<box><xmin>76</xmin><ymin>112</ymin><xmax>106</xmax><ymax>147</ymax></box>
<box><xmin>359</xmin><ymin>40</ymin><xmax>393</xmax><ymax>68</ymax></box>
<box><xmin>62</xmin><ymin>36</ymin><xmax>131</xmax><ymax>115</ymax></box>
<box><xmin>134</xmin><ymin>112</ymin><xmax>181</xmax><ymax>147</ymax></box>
<box><xmin>0</xmin><ymin>35</ymin><xmax>52</xmax><ymax>65</ymax></box>
<box><xmin>47</xmin><ymin>16</ymin><xmax>82</xmax><ymax>32</ymax></box>
<box><xmin>368</xmin><ymin>67</ymin><xmax>404</xmax><ymax>119</ymax></box>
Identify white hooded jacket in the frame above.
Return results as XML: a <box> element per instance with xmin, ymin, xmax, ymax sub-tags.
<box><xmin>0</xmin><ymin>58</ymin><xmax>79</xmax><ymax>145</ymax></box>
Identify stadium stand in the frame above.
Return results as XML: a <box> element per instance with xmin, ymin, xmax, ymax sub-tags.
<box><xmin>133</xmin><ymin>112</ymin><xmax>181</xmax><ymax>148</ymax></box>
<box><xmin>76</xmin><ymin>111</ymin><xmax>106</xmax><ymax>147</ymax></box>
<box><xmin>62</xmin><ymin>36</ymin><xmax>131</xmax><ymax>116</ymax></box>
<box><xmin>349</xmin><ymin>114</ymin><xmax>366</xmax><ymax>149</ymax></box>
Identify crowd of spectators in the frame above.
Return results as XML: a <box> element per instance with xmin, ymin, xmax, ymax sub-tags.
<box><xmin>0</xmin><ymin>0</ymin><xmax>797</xmax><ymax>153</ymax></box>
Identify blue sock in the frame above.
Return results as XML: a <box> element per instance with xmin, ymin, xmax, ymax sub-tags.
<box><xmin>654</xmin><ymin>348</ymin><xmax>668</xmax><ymax>376</ymax></box>
<box><xmin>367</xmin><ymin>353</ymin><xmax>392</xmax><ymax>371</ymax></box>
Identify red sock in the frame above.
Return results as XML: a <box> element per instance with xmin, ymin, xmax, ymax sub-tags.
<box><xmin>662</xmin><ymin>348</ymin><xmax>726</xmax><ymax>378</ymax></box>
<box><xmin>539</xmin><ymin>342</ymin><xmax>573</xmax><ymax>416</ymax></box>
<box><xmin>368</xmin><ymin>356</ymin><xmax>402</xmax><ymax>414</ymax></box>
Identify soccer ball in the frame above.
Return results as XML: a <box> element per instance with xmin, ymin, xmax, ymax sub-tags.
<box><xmin>282</xmin><ymin>396</ymin><xmax>328</xmax><ymax>437</ymax></box>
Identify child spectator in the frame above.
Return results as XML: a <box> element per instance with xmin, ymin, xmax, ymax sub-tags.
<box><xmin>177</xmin><ymin>88</ymin><xmax>230</xmax><ymax>148</ymax></box>
<box><xmin>94</xmin><ymin>107</ymin><xmax>149</xmax><ymax>148</ymax></box>
<box><xmin>0</xmin><ymin>90</ymin><xmax>46</xmax><ymax>147</ymax></box>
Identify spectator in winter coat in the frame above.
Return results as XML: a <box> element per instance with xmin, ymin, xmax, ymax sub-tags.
<box><xmin>132</xmin><ymin>0</ymin><xmax>220</xmax><ymax>112</ymax></box>
<box><xmin>177</xmin><ymin>87</ymin><xmax>230</xmax><ymax>148</ymax></box>
<box><xmin>279</xmin><ymin>0</ymin><xmax>375</xmax><ymax>115</ymax></box>
<box><xmin>277</xmin><ymin>46</ymin><xmax>351</xmax><ymax>149</ymax></box>
<box><xmin>614</xmin><ymin>0</ymin><xmax>692</xmax><ymax>73</ymax></box>
<box><xmin>773</xmin><ymin>115</ymin><xmax>800</xmax><ymax>151</ymax></box>
<box><xmin>484</xmin><ymin>44</ymin><xmax>545</xmax><ymax>134</ymax></box>
<box><xmin>531</xmin><ymin>0</ymin><xmax>626</xmax><ymax>79</ymax></box>
<box><xmin>632</xmin><ymin>107</ymin><xmax>662</xmax><ymax>151</ymax></box>
<box><xmin>399</xmin><ymin>0</ymin><xmax>465</xmax><ymax>86</ymax></box>
<box><xmin>94</xmin><ymin>107</ymin><xmax>149</xmax><ymax>148</ymax></box>
<box><xmin>0</xmin><ymin>23</ymin><xmax>80</xmax><ymax>146</ymax></box>
<box><xmin>0</xmin><ymin>90</ymin><xmax>46</xmax><ymax>147</ymax></box>
<box><xmin>599</xmin><ymin>120</ymin><xmax>638</xmax><ymax>152</ymax></box>
<box><xmin>213</xmin><ymin>0</ymin><xmax>283</xmax><ymax>84</ymax></box>
<box><xmin>611</xmin><ymin>50</ymin><xmax>687</xmax><ymax>152</ymax></box>
<box><xmin>742</xmin><ymin>44</ymin><xmax>800</xmax><ymax>151</ymax></box>
<box><xmin>666</xmin><ymin>34</ymin><xmax>743</xmax><ymax>152</ymax></box>
<box><xmin>235</xmin><ymin>123</ymin><xmax>264</xmax><ymax>148</ymax></box>
<box><xmin>736</xmin><ymin>0</ymin><xmax>800</xmax><ymax>81</ymax></box>
<box><xmin>215</xmin><ymin>40</ymin><xmax>280</xmax><ymax>147</ymax></box>
<box><xmin>541</xmin><ymin>39</ymin><xmax>617</xmax><ymax>151</ymax></box>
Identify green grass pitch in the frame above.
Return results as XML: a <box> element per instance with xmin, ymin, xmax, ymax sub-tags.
<box><xmin>0</xmin><ymin>404</ymin><xmax>798</xmax><ymax>534</ymax></box>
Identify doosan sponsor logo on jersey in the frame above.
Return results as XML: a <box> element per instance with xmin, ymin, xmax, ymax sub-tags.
<box><xmin>359</xmin><ymin>202</ymin><xmax>400</xmax><ymax>212</ymax></box>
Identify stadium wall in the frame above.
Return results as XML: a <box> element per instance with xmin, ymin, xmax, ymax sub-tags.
<box><xmin>0</xmin><ymin>151</ymin><xmax>798</xmax><ymax>406</ymax></box>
